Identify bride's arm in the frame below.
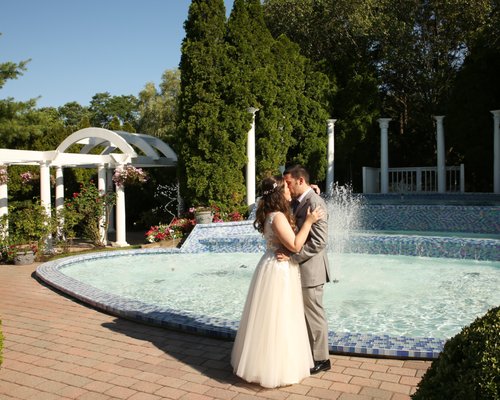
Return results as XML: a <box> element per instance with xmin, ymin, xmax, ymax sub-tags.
<box><xmin>272</xmin><ymin>210</ymin><xmax>323</xmax><ymax>253</ymax></box>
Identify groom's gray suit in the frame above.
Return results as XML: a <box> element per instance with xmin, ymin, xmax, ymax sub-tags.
<box><xmin>291</xmin><ymin>188</ymin><xmax>331</xmax><ymax>361</ymax></box>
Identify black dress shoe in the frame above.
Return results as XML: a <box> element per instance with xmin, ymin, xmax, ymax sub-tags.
<box><xmin>310</xmin><ymin>359</ymin><xmax>331</xmax><ymax>374</ymax></box>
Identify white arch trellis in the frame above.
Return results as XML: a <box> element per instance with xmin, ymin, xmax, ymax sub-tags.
<box><xmin>0</xmin><ymin>127</ymin><xmax>177</xmax><ymax>248</ymax></box>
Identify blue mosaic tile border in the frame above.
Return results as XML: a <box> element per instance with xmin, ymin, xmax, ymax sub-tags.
<box><xmin>38</xmin><ymin>247</ymin><xmax>448</xmax><ymax>360</ymax></box>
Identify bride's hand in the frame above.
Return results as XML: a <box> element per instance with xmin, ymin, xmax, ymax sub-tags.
<box><xmin>306</xmin><ymin>206</ymin><xmax>325</xmax><ymax>223</ymax></box>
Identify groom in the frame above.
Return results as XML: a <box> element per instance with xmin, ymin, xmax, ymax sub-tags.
<box><xmin>281</xmin><ymin>165</ymin><xmax>331</xmax><ymax>374</ymax></box>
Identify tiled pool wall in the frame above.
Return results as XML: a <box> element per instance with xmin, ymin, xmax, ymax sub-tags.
<box><xmin>358</xmin><ymin>204</ymin><xmax>499</xmax><ymax>234</ymax></box>
<box><xmin>181</xmin><ymin>219</ymin><xmax>499</xmax><ymax>261</ymax></box>
<box><xmin>362</xmin><ymin>192</ymin><xmax>500</xmax><ymax>206</ymax></box>
<box><xmin>35</xmin><ymin>200</ymin><xmax>500</xmax><ymax>361</ymax></box>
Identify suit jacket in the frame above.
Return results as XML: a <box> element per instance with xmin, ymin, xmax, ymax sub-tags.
<box><xmin>291</xmin><ymin>189</ymin><xmax>331</xmax><ymax>287</ymax></box>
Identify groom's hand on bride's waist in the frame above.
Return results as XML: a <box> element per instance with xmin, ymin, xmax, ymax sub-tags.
<box><xmin>275</xmin><ymin>249</ymin><xmax>291</xmax><ymax>262</ymax></box>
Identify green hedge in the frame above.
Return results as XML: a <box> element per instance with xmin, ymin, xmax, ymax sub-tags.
<box><xmin>412</xmin><ymin>306</ymin><xmax>500</xmax><ymax>400</ymax></box>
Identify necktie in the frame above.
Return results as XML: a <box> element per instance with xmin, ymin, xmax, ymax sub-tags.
<box><xmin>291</xmin><ymin>199</ymin><xmax>300</xmax><ymax>213</ymax></box>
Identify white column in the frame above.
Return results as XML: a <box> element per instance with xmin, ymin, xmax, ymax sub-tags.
<box><xmin>55</xmin><ymin>167</ymin><xmax>65</xmax><ymax>239</ymax></box>
<box><xmin>114</xmin><ymin>166</ymin><xmax>128</xmax><ymax>247</ymax></box>
<box><xmin>378</xmin><ymin>118</ymin><xmax>392</xmax><ymax>194</ymax></box>
<box><xmin>434</xmin><ymin>115</ymin><xmax>446</xmax><ymax>193</ymax></box>
<box><xmin>106</xmin><ymin>168</ymin><xmax>115</xmax><ymax>233</ymax></box>
<box><xmin>491</xmin><ymin>110</ymin><xmax>500</xmax><ymax>193</ymax></box>
<box><xmin>0</xmin><ymin>166</ymin><xmax>8</xmax><ymax>239</ymax></box>
<box><xmin>460</xmin><ymin>163</ymin><xmax>465</xmax><ymax>193</ymax></box>
<box><xmin>246</xmin><ymin>107</ymin><xmax>259</xmax><ymax>207</ymax></box>
<box><xmin>97</xmin><ymin>164</ymin><xmax>107</xmax><ymax>245</ymax></box>
<box><xmin>39</xmin><ymin>161</ymin><xmax>52</xmax><ymax>251</ymax></box>
<box><xmin>326</xmin><ymin>119</ymin><xmax>337</xmax><ymax>196</ymax></box>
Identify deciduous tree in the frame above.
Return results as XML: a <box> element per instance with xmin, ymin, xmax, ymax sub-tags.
<box><xmin>137</xmin><ymin>69</ymin><xmax>181</xmax><ymax>145</ymax></box>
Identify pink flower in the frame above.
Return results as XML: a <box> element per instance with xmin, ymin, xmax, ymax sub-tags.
<box><xmin>20</xmin><ymin>172</ymin><xmax>33</xmax><ymax>183</ymax></box>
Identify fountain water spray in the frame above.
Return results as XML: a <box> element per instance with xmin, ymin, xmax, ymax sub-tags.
<box><xmin>324</xmin><ymin>183</ymin><xmax>365</xmax><ymax>282</ymax></box>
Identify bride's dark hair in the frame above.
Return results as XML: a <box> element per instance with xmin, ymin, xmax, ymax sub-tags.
<box><xmin>253</xmin><ymin>175</ymin><xmax>295</xmax><ymax>233</ymax></box>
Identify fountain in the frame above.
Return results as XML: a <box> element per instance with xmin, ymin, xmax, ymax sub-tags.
<box><xmin>325</xmin><ymin>183</ymin><xmax>365</xmax><ymax>281</ymax></box>
<box><xmin>36</xmin><ymin>189</ymin><xmax>500</xmax><ymax>359</ymax></box>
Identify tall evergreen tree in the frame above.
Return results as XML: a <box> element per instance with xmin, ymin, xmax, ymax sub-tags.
<box><xmin>226</xmin><ymin>0</ymin><xmax>283</xmax><ymax>179</ymax></box>
<box><xmin>227</xmin><ymin>0</ymin><xmax>330</xmax><ymax>183</ymax></box>
<box><xmin>262</xmin><ymin>0</ymin><xmax>379</xmax><ymax>187</ymax></box>
<box><xmin>286</xmin><ymin>57</ymin><xmax>331</xmax><ymax>183</ymax></box>
<box><xmin>178</xmin><ymin>0</ymin><xmax>246</xmax><ymax>207</ymax></box>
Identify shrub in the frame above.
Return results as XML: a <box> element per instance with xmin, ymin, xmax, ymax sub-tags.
<box><xmin>64</xmin><ymin>181</ymin><xmax>116</xmax><ymax>247</ymax></box>
<box><xmin>0</xmin><ymin>200</ymin><xmax>52</xmax><ymax>262</ymax></box>
<box><xmin>412</xmin><ymin>306</ymin><xmax>500</xmax><ymax>400</ymax></box>
<box><xmin>8</xmin><ymin>200</ymin><xmax>52</xmax><ymax>246</ymax></box>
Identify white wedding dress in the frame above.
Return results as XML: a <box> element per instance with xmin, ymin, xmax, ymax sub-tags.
<box><xmin>231</xmin><ymin>212</ymin><xmax>313</xmax><ymax>388</ymax></box>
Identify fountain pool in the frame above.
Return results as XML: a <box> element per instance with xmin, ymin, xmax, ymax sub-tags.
<box><xmin>36</xmin><ymin>192</ymin><xmax>500</xmax><ymax>359</ymax></box>
<box><xmin>53</xmin><ymin>251</ymin><xmax>499</xmax><ymax>338</ymax></box>
<box><xmin>37</xmin><ymin>235</ymin><xmax>499</xmax><ymax>359</ymax></box>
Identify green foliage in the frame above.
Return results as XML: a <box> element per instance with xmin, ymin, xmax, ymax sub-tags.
<box><xmin>2</xmin><ymin>1</ymin><xmax>498</xmax><ymax>198</ymax></box>
<box><xmin>444</xmin><ymin>17</ymin><xmax>500</xmax><ymax>192</ymax></box>
<box><xmin>57</xmin><ymin>102</ymin><xmax>90</xmax><ymax>130</ymax></box>
<box><xmin>178</xmin><ymin>0</ymin><xmax>247</xmax><ymax>208</ymax></box>
<box><xmin>137</xmin><ymin>69</ymin><xmax>181</xmax><ymax>144</ymax></box>
<box><xmin>369</xmin><ymin>0</ymin><xmax>495</xmax><ymax>168</ymax></box>
<box><xmin>4</xmin><ymin>166</ymin><xmax>40</xmax><ymax>202</ymax></box>
<box><xmin>7</xmin><ymin>200</ymin><xmax>52</xmax><ymax>247</ymax></box>
<box><xmin>0</xmin><ymin>200</ymin><xmax>52</xmax><ymax>262</ymax></box>
<box><xmin>63</xmin><ymin>181</ymin><xmax>116</xmax><ymax>247</ymax></box>
<box><xmin>0</xmin><ymin>99</ymin><xmax>66</xmax><ymax>149</ymax></box>
<box><xmin>263</xmin><ymin>0</ymin><xmax>497</xmax><ymax>190</ymax></box>
<box><xmin>226</xmin><ymin>0</ymin><xmax>282</xmax><ymax>180</ymax></box>
<box><xmin>89</xmin><ymin>92</ymin><xmax>139</xmax><ymax>129</ymax></box>
<box><xmin>263</xmin><ymin>0</ymin><xmax>376</xmax><ymax>188</ymax></box>
<box><xmin>412</xmin><ymin>306</ymin><xmax>500</xmax><ymax>400</ymax></box>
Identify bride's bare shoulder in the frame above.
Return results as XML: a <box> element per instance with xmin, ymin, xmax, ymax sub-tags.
<box><xmin>270</xmin><ymin>211</ymin><xmax>289</xmax><ymax>227</ymax></box>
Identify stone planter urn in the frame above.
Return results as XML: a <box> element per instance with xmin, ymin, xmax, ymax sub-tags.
<box><xmin>13</xmin><ymin>250</ymin><xmax>36</xmax><ymax>265</ymax></box>
<box><xmin>195</xmin><ymin>210</ymin><xmax>213</xmax><ymax>224</ymax></box>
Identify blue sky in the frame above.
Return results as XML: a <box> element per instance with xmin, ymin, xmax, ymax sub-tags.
<box><xmin>1</xmin><ymin>0</ymin><xmax>234</xmax><ymax>108</ymax></box>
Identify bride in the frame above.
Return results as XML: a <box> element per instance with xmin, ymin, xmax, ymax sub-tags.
<box><xmin>231</xmin><ymin>175</ymin><xmax>325</xmax><ymax>388</ymax></box>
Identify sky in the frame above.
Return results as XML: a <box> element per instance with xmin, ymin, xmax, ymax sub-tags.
<box><xmin>1</xmin><ymin>0</ymin><xmax>234</xmax><ymax>109</ymax></box>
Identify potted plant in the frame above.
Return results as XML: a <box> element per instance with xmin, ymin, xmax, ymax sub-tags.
<box><xmin>192</xmin><ymin>206</ymin><xmax>213</xmax><ymax>224</ymax></box>
<box><xmin>9</xmin><ymin>242</ymin><xmax>38</xmax><ymax>265</ymax></box>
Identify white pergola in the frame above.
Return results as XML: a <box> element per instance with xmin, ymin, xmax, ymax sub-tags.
<box><xmin>0</xmin><ymin>127</ymin><xmax>177</xmax><ymax>247</ymax></box>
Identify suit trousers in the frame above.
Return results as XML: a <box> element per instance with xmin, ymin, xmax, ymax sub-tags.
<box><xmin>302</xmin><ymin>284</ymin><xmax>329</xmax><ymax>361</ymax></box>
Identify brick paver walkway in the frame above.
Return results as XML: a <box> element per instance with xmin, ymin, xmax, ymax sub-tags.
<box><xmin>0</xmin><ymin>263</ymin><xmax>431</xmax><ymax>399</ymax></box>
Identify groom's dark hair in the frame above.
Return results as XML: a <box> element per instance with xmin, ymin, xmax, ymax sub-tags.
<box><xmin>283</xmin><ymin>164</ymin><xmax>310</xmax><ymax>184</ymax></box>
